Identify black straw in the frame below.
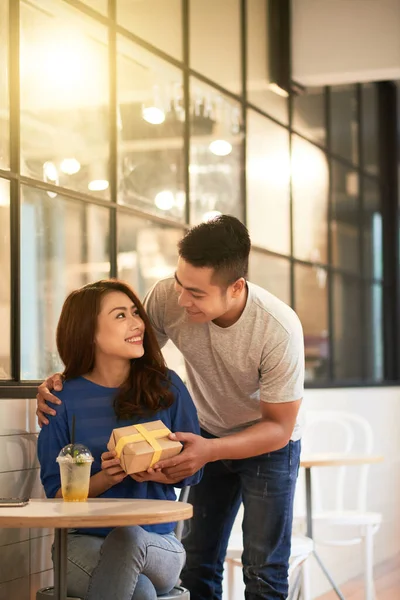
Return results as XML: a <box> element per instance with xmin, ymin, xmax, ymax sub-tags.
<box><xmin>71</xmin><ymin>414</ymin><xmax>76</xmax><ymax>446</ymax></box>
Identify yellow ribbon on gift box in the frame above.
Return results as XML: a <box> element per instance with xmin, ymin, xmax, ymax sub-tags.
<box><xmin>114</xmin><ymin>424</ymin><xmax>171</xmax><ymax>467</ymax></box>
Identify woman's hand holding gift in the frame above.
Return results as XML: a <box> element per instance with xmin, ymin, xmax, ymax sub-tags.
<box><xmin>100</xmin><ymin>450</ymin><xmax>128</xmax><ymax>486</ymax></box>
<box><xmin>131</xmin><ymin>468</ymin><xmax>182</xmax><ymax>484</ymax></box>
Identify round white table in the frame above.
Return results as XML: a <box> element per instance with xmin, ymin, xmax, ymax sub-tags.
<box><xmin>300</xmin><ymin>453</ymin><xmax>384</xmax><ymax>600</ymax></box>
<box><xmin>0</xmin><ymin>498</ymin><xmax>193</xmax><ymax>600</ymax></box>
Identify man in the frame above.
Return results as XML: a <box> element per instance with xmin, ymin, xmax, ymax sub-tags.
<box><xmin>37</xmin><ymin>215</ymin><xmax>304</xmax><ymax>600</ymax></box>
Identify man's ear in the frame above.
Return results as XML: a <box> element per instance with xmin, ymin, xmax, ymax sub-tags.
<box><xmin>231</xmin><ymin>278</ymin><xmax>246</xmax><ymax>298</ymax></box>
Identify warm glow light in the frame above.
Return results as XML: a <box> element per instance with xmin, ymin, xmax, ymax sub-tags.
<box><xmin>43</xmin><ymin>161</ymin><xmax>59</xmax><ymax>198</ymax></box>
<box><xmin>202</xmin><ymin>210</ymin><xmax>222</xmax><ymax>222</ymax></box>
<box><xmin>0</xmin><ymin>180</ymin><xmax>9</xmax><ymax>207</ymax></box>
<box><xmin>209</xmin><ymin>140</ymin><xmax>232</xmax><ymax>157</ymax></box>
<box><xmin>44</xmin><ymin>40</ymin><xmax>82</xmax><ymax>82</ymax></box>
<box><xmin>248</xmin><ymin>152</ymin><xmax>291</xmax><ymax>191</ymax></box>
<box><xmin>175</xmin><ymin>192</ymin><xmax>186</xmax><ymax>210</ymax></box>
<box><xmin>60</xmin><ymin>158</ymin><xmax>81</xmax><ymax>175</ymax></box>
<box><xmin>248</xmin><ymin>141</ymin><xmax>328</xmax><ymax>193</ymax></box>
<box><xmin>291</xmin><ymin>142</ymin><xmax>328</xmax><ymax>189</ymax></box>
<box><xmin>88</xmin><ymin>179</ymin><xmax>109</xmax><ymax>192</ymax></box>
<box><xmin>142</xmin><ymin>107</ymin><xmax>165</xmax><ymax>125</ymax></box>
<box><xmin>20</xmin><ymin>28</ymin><xmax>106</xmax><ymax>110</ymax></box>
<box><xmin>43</xmin><ymin>161</ymin><xmax>58</xmax><ymax>181</ymax></box>
<box><xmin>155</xmin><ymin>190</ymin><xmax>174</xmax><ymax>211</ymax></box>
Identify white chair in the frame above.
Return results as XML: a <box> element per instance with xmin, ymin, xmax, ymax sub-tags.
<box><xmin>224</xmin><ymin>532</ymin><xmax>313</xmax><ymax>600</ymax></box>
<box><xmin>295</xmin><ymin>410</ymin><xmax>382</xmax><ymax>600</ymax></box>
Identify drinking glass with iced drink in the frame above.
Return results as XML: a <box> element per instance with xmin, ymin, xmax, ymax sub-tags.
<box><xmin>56</xmin><ymin>444</ymin><xmax>93</xmax><ymax>502</ymax></box>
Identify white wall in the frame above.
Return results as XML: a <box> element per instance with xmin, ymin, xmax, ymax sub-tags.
<box><xmin>0</xmin><ymin>399</ymin><xmax>53</xmax><ymax>600</ymax></box>
<box><xmin>224</xmin><ymin>387</ymin><xmax>400</xmax><ymax>599</ymax></box>
<box><xmin>292</xmin><ymin>0</ymin><xmax>400</xmax><ymax>86</ymax></box>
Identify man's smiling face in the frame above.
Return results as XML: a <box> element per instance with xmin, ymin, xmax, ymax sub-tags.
<box><xmin>174</xmin><ymin>257</ymin><xmax>233</xmax><ymax>323</ymax></box>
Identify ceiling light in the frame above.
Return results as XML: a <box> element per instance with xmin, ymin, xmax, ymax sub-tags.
<box><xmin>142</xmin><ymin>107</ymin><xmax>165</xmax><ymax>125</ymax></box>
<box><xmin>202</xmin><ymin>210</ymin><xmax>222</xmax><ymax>222</ymax></box>
<box><xmin>43</xmin><ymin>161</ymin><xmax>58</xmax><ymax>198</ymax></box>
<box><xmin>60</xmin><ymin>158</ymin><xmax>81</xmax><ymax>175</ymax></box>
<box><xmin>43</xmin><ymin>161</ymin><xmax>58</xmax><ymax>181</ymax></box>
<box><xmin>155</xmin><ymin>190</ymin><xmax>174</xmax><ymax>211</ymax></box>
<box><xmin>209</xmin><ymin>140</ymin><xmax>232</xmax><ymax>157</ymax></box>
<box><xmin>88</xmin><ymin>179</ymin><xmax>109</xmax><ymax>192</ymax></box>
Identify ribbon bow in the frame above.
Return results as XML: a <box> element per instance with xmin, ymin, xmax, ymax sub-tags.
<box><xmin>114</xmin><ymin>424</ymin><xmax>171</xmax><ymax>467</ymax></box>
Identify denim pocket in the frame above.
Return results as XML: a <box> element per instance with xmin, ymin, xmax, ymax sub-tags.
<box><xmin>242</xmin><ymin>444</ymin><xmax>291</xmax><ymax>476</ymax></box>
<box><xmin>239</xmin><ymin>444</ymin><xmax>292</xmax><ymax>498</ymax></box>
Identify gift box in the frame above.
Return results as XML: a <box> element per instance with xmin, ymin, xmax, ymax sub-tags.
<box><xmin>107</xmin><ymin>420</ymin><xmax>182</xmax><ymax>475</ymax></box>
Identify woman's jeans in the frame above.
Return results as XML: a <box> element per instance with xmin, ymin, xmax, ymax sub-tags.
<box><xmin>53</xmin><ymin>526</ymin><xmax>186</xmax><ymax>600</ymax></box>
<box><xmin>181</xmin><ymin>434</ymin><xmax>301</xmax><ymax>600</ymax></box>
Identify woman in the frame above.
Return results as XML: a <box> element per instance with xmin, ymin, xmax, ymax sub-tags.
<box><xmin>37</xmin><ymin>279</ymin><xmax>202</xmax><ymax>600</ymax></box>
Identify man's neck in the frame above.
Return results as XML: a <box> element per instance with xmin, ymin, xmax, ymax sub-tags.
<box><xmin>213</xmin><ymin>285</ymin><xmax>248</xmax><ymax>328</ymax></box>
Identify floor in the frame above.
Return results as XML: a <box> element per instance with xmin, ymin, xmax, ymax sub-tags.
<box><xmin>316</xmin><ymin>554</ymin><xmax>400</xmax><ymax>600</ymax></box>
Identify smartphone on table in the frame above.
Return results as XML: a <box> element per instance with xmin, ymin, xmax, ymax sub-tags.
<box><xmin>0</xmin><ymin>497</ymin><xmax>29</xmax><ymax>507</ymax></box>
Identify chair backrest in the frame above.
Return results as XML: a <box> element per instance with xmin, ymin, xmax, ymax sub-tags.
<box><xmin>295</xmin><ymin>410</ymin><xmax>375</xmax><ymax>513</ymax></box>
<box><xmin>174</xmin><ymin>486</ymin><xmax>190</xmax><ymax>541</ymax></box>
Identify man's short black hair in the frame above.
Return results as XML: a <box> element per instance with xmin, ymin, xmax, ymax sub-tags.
<box><xmin>178</xmin><ymin>215</ymin><xmax>251</xmax><ymax>286</ymax></box>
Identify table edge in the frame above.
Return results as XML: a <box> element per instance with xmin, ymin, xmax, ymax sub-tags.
<box><xmin>0</xmin><ymin>501</ymin><xmax>193</xmax><ymax>528</ymax></box>
<box><xmin>300</xmin><ymin>454</ymin><xmax>384</xmax><ymax>468</ymax></box>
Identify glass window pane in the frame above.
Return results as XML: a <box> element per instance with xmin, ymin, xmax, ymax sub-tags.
<box><xmin>365</xmin><ymin>282</ymin><xmax>383</xmax><ymax>382</ymax></box>
<box><xmin>0</xmin><ymin>179</ymin><xmax>10</xmax><ymax>379</ymax></box>
<box><xmin>20</xmin><ymin>1</ymin><xmax>109</xmax><ymax>199</ymax></box>
<box><xmin>117</xmin><ymin>214</ymin><xmax>182</xmax><ymax>297</ymax></box>
<box><xmin>249</xmin><ymin>252</ymin><xmax>291</xmax><ymax>305</ymax></box>
<box><xmin>117</xmin><ymin>36</ymin><xmax>185</xmax><ymax>221</ymax></box>
<box><xmin>20</xmin><ymin>187</ymin><xmax>110</xmax><ymax>379</ymax></box>
<box><xmin>292</xmin><ymin>135</ymin><xmax>329</xmax><ymax>263</ymax></box>
<box><xmin>293</xmin><ymin>87</ymin><xmax>326</xmax><ymax>145</ymax></box>
<box><xmin>331</xmin><ymin>161</ymin><xmax>360</xmax><ymax>273</ymax></box>
<box><xmin>363</xmin><ymin>177</ymin><xmax>382</xmax><ymax>280</ymax></box>
<box><xmin>247</xmin><ymin>111</ymin><xmax>290</xmax><ymax>255</ymax></box>
<box><xmin>117</xmin><ymin>214</ymin><xmax>185</xmax><ymax>378</ymax></box>
<box><xmin>361</xmin><ymin>83</ymin><xmax>379</xmax><ymax>175</ymax></box>
<box><xmin>81</xmin><ymin>0</ymin><xmax>108</xmax><ymax>16</ymax></box>
<box><xmin>330</xmin><ymin>85</ymin><xmax>359</xmax><ymax>164</ymax></box>
<box><xmin>189</xmin><ymin>79</ymin><xmax>243</xmax><ymax>224</ymax></box>
<box><xmin>247</xmin><ymin>0</ymin><xmax>288</xmax><ymax>123</ymax></box>
<box><xmin>332</xmin><ymin>275</ymin><xmax>362</xmax><ymax>380</ymax></box>
<box><xmin>295</xmin><ymin>264</ymin><xmax>329</xmax><ymax>382</ymax></box>
<box><xmin>0</xmin><ymin>0</ymin><xmax>9</xmax><ymax>170</ymax></box>
<box><xmin>190</xmin><ymin>0</ymin><xmax>241</xmax><ymax>95</ymax></box>
<box><xmin>117</xmin><ymin>0</ymin><xmax>182</xmax><ymax>61</ymax></box>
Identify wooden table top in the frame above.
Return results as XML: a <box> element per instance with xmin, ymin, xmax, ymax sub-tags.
<box><xmin>0</xmin><ymin>498</ymin><xmax>193</xmax><ymax>529</ymax></box>
<box><xmin>300</xmin><ymin>453</ymin><xmax>384</xmax><ymax>468</ymax></box>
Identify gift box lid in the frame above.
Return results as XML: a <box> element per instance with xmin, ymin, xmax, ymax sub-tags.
<box><xmin>108</xmin><ymin>420</ymin><xmax>182</xmax><ymax>461</ymax></box>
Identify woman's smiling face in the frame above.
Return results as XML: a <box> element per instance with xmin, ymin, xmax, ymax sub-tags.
<box><xmin>94</xmin><ymin>291</ymin><xmax>145</xmax><ymax>361</ymax></box>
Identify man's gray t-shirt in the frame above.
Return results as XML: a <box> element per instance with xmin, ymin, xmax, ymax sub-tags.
<box><xmin>144</xmin><ymin>278</ymin><xmax>304</xmax><ymax>441</ymax></box>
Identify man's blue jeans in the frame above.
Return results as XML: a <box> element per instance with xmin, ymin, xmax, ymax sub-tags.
<box><xmin>181</xmin><ymin>432</ymin><xmax>301</xmax><ymax>600</ymax></box>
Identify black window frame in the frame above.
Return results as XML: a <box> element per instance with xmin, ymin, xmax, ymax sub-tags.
<box><xmin>0</xmin><ymin>0</ymin><xmax>399</xmax><ymax>399</ymax></box>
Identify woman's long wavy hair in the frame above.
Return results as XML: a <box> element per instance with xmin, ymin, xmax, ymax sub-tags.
<box><xmin>56</xmin><ymin>279</ymin><xmax>174</xmax><ymax>419</ymax></box>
